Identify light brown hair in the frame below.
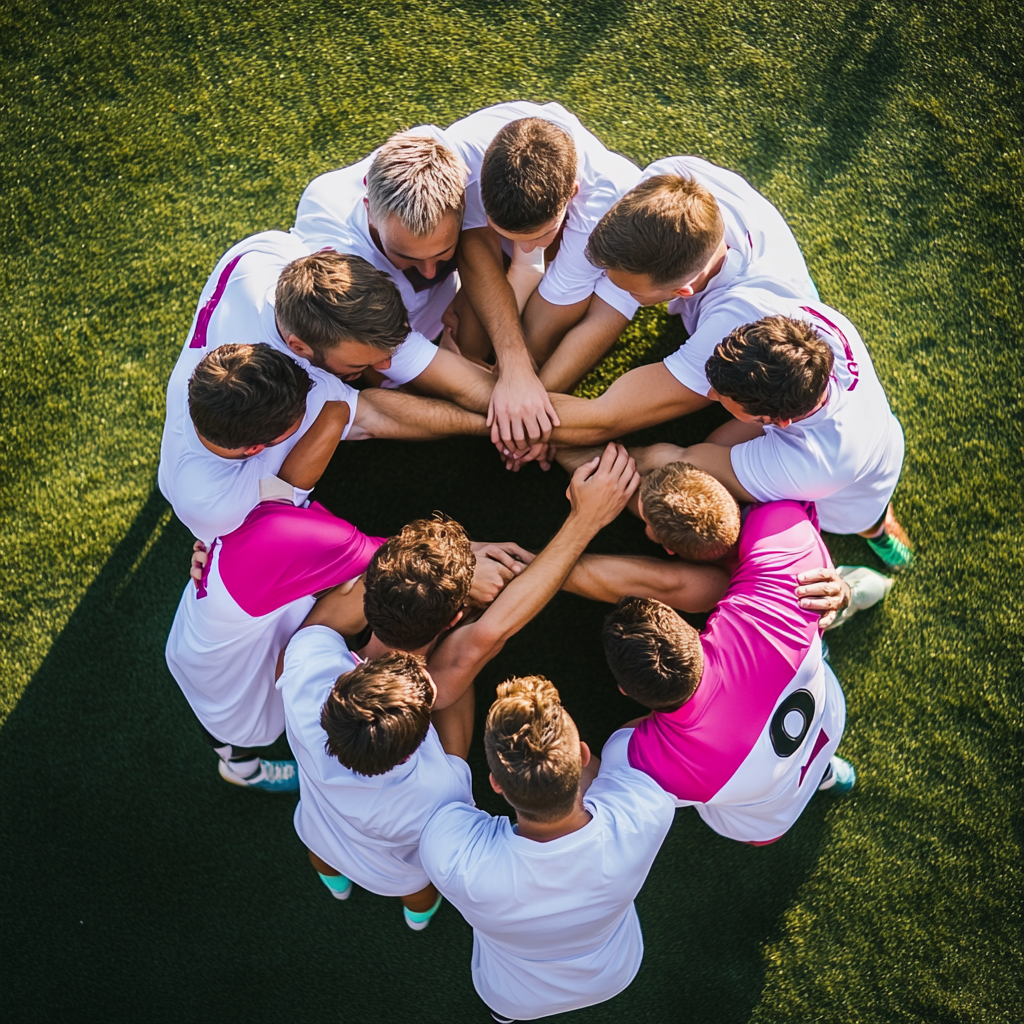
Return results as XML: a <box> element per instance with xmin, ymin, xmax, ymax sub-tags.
<box><xmin>585</xmin><ymin>174</ymin><xmax>724</xmax><ymax>284</ymax></box>
<box><xmin>603</xmin><ymin>597</ymin><xmax>703</xmax><ymax>711</ymax></box>
<box><xmin>706</xmin><ymin>315</ymin><xmax>834</xmax><ymax>421</ymax></box>
<box><xmin>640</xmin><ymin>462</ymin><xmax>741</xmax><ymax>561</ymax></box>
<box><xmin>320</xmin><ymin>651</ymin><xmax>434</xmax><ymax>777</ymax></box>
<box><xmin>276</xmin><ymin>251</ymin><xmax>409</xmax><ymax>357</ymax></box>
<box><xmin>366</xmin><ymin>132</ymin><xmax>468</xmax><ymax>236</ymax></box>
<box><xmin>363</xmin><ymin>517</ymin><xmax>475</xmax><ymax>651</ymax></box>
<box><xmin>480</xmin><ymin>118</ymin><xmax>577</xmax><ymax>232</ymax></box>
<box><xmin>188</xmin><ymin>343</ymin><xmax>312</xmax><ymax>450</ymax></box>
<box><xmin>484</xmin><ymin>676</ymin><xmax>581</xmax><ymax>822</ymax></box>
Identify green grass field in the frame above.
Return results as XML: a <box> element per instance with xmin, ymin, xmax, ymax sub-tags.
<box><xmin>1</xmin><ymin>1</ymin><xmax>1022</xmax><ymax>1020</ymax></box>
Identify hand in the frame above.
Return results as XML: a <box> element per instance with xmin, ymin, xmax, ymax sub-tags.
<box><xmin>498</xmin><ymin>440</ymin><xmax>557</xmax><ymax>473</ymax></box>
<box><xmin>566</xmin><ymin>442</ymin><xmax>640</xmax><ymax>530</ymax></box>
<box><xmin>190</xmin><ymin>540</ymin><xmax>208</xmax><ymax>588</ymax></box>
<box><xmin>467</xmin><ymin>541</ymin><xmax>535</xmax><ymax>606</ymax></box>
<box><xmin>487</xmin><ymin>363</ymin><xmax>561</xmax><ymax>452</ymax></box>
<box><xmin>796</xmin><ymin>567</ymin><xmax>851</xmax><ymax>630</ymax></box>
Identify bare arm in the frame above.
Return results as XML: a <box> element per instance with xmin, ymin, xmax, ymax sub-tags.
<box><xmin>564</xmin><ymin>553</ymin><xmax>729</xmax><ymax>613</ymax></box>
<box><xmin>277</xmin><ymin>400</ymin><xmax>351</xmax><ymax>491</ymax></box>
<box><xmin>406</xmin><ymin>345</ymin><xmax>496</xmax><ymax>414</ymax></box>
<box><xmin>297</xmin><ymin>579</ymin><xmax>368</xmax><ymax>634</ymax></box>
<box><xmin>347</xmin><ymin>386</ymin><xmax>489</xmax><ymax>441</ymax></box>
<box><xmin>458</xmin><ymin>227</ymin><xmax>560</xmax><ymax>449</ymax></box>
<box><xmin>533</xmin><ymin>296</ymin><xmax>630</xmax><ymax>395</ymax></box>
<box><xmin>428</xmin><ymin>443</ymin><xmax>640</xmax><ymax>710</ymax></box>
<box><xmin>522</xmin><ymin>291</ymin><xmax>591</xmax><ymax>372</ymax></box>
<box><xmin>675</xmin><ymin>442</ymin><xmax>758</xmax><ymax>504</ymax></box>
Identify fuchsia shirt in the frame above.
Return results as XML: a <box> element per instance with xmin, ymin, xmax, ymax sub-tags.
<box><xmin>627</xmin><ymin>501</ymin><xmax>846</xmax><ymax>843</ymax></box>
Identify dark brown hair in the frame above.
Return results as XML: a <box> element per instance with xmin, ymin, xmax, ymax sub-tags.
<box><xmin>484</xmin><ymin>676</ymin><xmax>581</xmax><ymax>822</ymax></box>
<box><xmin>585</xmin><ymin>174</ymin><xmax>724</xmax><ymax>284</ymax></box>
<box><xmin>640</xmin><ymin>462</ymin><xmax>741</xmax><ymax>561</ymax></box>
<box><xmin>276</xmin><ymin>251</ymin><xmax>410</xmax><ymax>357</ymax></box>
<box><xmin>480</xmin><ymin>118</ymin><xmax>577</xmax><ymax>233</ymax></box>
<box><xmin>320</xmin><ymin>651</ymin><xmax>434</xmax><ymax>777</ymax></box>
<box><xmin>363</xmin><ymin>518</ymin><xmax>475</xmax><ymax>651</ymax></box>
<box><xmin>705</xmin><ymin>315</ymin><xmax>834</xmax><ymax>421</ymax></box>
<box><xmin>602</xmin><ymin>597</ymin><xmax>703</xmax><ymax>710</ymax></box>
<box><xmin>188</xmin><ymin>343</ymin><xmax>312</xmax><ymax>450</ymax></box>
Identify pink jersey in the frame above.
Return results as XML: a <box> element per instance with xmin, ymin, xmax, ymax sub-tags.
<box><xmin>627</xmin><ymin>501</ymin><xmax>846</xmax><ymax>843</ymax></box>
<box><xmin>165</xmin><ymin>502</ymin><xmax>385</xmax><ymax>748</ymax></box>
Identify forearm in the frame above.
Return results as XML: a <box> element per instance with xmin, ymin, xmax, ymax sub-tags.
<box><xmin>277</xmin><ymin>401</ymin><xmax>351</xmax><ymax>490</ymax></box>
<box><xmin>677</xmin><ymin>443</ymin><xmax>758</xmax><ymax>504</ymax></box>
<box><xmin>410</xmin><ymin>347</ymin><xmax>496</xmax><ymax>415</ymax></box>
<box><xmin>352</xmin><ymin>388</ymin><xmax>488</xmax><ymax>441</ymax></box>
<box><xmin>536</xmin><ymin>299</ymin><xmax>629</xmax><ymax>394</ymax></box>
<box><xmin>458</xmin><ymin>229</ymin><xmax>531</xmax><ymax>371</ymax></box>
<box><xmin>564</xmin><ymin>553</ymin><xmax>729</xmax><ymax>613</ymax></box>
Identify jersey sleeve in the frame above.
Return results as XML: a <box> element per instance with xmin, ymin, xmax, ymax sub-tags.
<box><xmin>381</xmin><ymin>332</ymin><xmax>439</xmax><ymax>386</ymax></box>
<box><xmin>418</xmin><ymin>801</ymin><xmax>492</xmax><ymax>892</ymax></box>
<box><xmin>177</xmin><ymin>453</ymin><xmax>264</xmax><ymax>543</ymax></box>
<box><xmin>536</xmin><ymin>220</ymin><xmax>605</xmax><ymax>306</ymax></box>
<box><xmin>661</xmin><ymin>309</ymin><xmax>743</xmax><ymax>395</ymax></box>
<box><xmin>730</xmin><ymin>429</ymin><xmax>852</xmax><ymax>505</ymax></box>
<box><xmin>594</xmin><ymin>273</ymin><xmax>641</xmax><ymax>321</ymax></box>
<box><xmin>599</xmin><ymin>728</ymin><xmax>636</xmax><ymax>770</ymax></box>
<box><xmin>278</xmin><ymin>624</ymin><xmax>349</xmax><ymax>692</ymax></box>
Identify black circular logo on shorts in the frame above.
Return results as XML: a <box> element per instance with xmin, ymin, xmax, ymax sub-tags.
<box><xmin>769</xmin><ymin>689</ymin><xmax>816</xmax><ymax>757</ymax></box>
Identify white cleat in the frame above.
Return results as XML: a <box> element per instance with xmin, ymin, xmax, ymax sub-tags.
<box><xmin>825</xmin><ymin>566</ymin><xmax>895</xmax><ymax>631</ymax></box>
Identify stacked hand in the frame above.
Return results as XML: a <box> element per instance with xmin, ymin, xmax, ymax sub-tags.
<box><xmin>488</xmin><ymin>364</ymin><xmax>561</xmax><ymax>455</ymax></box>
<box><xmin>468</xmin><ymin>541</ymin><xmax>536</xmax><ymax>606</ymax></box>
<box><xmin>566</xmin><ymin>443</ymin><xmax>639</xmax><ymax>531</ymax></box>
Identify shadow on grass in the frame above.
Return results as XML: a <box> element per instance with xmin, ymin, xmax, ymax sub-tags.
<box><xmin>2</xmin><ymin>436</ymin><xmax>831</xmax><ymax>1023</ymax></box>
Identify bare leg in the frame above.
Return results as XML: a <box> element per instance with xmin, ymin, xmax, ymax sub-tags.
<box><xmin>450</xmin><ymin>288</ymin><xmax>494</xmax><ymax>365</ymax></box>
<box><xmin>308</xmin><ymin>849</ymin><xmax>341</xmax><ymax>876</ymax></box>
<box><xmin>704</xmin><ymin>418</ymin><xmax>765</xmax><ymax>446</ymax></box>
<box><xmin>431</xmin><ymin>682</ymin><xmax>475</xmax><ymax>761</ymax></box>
<box><xmin>401</xmin><ymin>882</ymin><xmax>440</xmax><ymax>913</ymax></box>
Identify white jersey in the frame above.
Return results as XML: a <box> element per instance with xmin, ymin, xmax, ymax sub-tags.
<box><xmin>293</xmin><ymin>126</ymin><xmax>458</xmax><ymax>348</ymax></box>
<box><xmin>727</xmin><ymin>298</ymin><xmax>905</xmax><ymax>534</ymax></box>
<box><xmin>444</xmin><ymin>101</ymin><xmax>641</xmax><ymax>316</ymax></box>
<box><xmin>597</xmin><ymin>155</ymin><xmax>818</xmax><ymax>321</ymax></box>
<box><xmin>419</xmin><ymin>729</ymin><xmax>674</xmax><ymax>1021</ymax></box>
<box><xmin>158</xmin><ymin>231</ymin><xmax>363</xmax><ymax>542</ymax></box>
<box><xmin>279</xmin><ymin>626</ymin><xmax>474</xmax><ymax>897</ymax></box>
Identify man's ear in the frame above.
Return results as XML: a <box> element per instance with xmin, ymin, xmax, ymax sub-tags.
<box><xmin>449</xmin><ymin>609</ymin><xmax>465</xmax><ymax>629</ymax></box>
<box><xmin>570</xmin><ymin>180</ymin><xmax>580</xmax><ymax>200</ymax></box>
<box><xmin>241</xmin><ymin>444</ymin><xmax>267</xmax><ymax>458</ymax></box>
<box><xmin>773</xmin><ymin>417</ymin><xmax>793</xmax><ymax>429</ymax></box>
<box><xmin>489</xmin><ymin>772</ymin><xmax>503</xmax><ymax>795</ymax></box>
<box><xmin>284</xmin><ymin>334</ymin><xmax>315</xmax><ymax>361</ymax></box>
<box><xmin>579</xmin><ymin>740</ymin><xmax>591</xmax><ymax>768</ymax></box>
<box><xmin>617</xmin><ymin>685</ymin><xmax>628</xmax><ymax>697</ymax></box>
<box><xmin>672</xmin><ymin>283</ymin><xmax>696</xmax><ymax>299</ymax></box>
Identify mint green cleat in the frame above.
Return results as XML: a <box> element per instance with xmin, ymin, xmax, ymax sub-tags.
<box><xmin>865</xmin><ymin>505</ymin><xmax>914</xmax><ymax>570</ymax></box>
<box><xmin>818</xmin><ymin>755</ymin><xmax>856</xmax><ymax>794</ymax></box>
<box><xmin>403</xmin><ymin>893</ymin><xmax>443</xmax><ymax>931</ymax></box>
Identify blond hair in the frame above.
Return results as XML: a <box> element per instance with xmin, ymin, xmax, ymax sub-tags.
<box><xmin>640</xmin><ymin>462</ymin><xmax>741</xmax><ymax>561</ymax></box>
<box><xmin>366</xmin><ymin>132</ymin><xmax>468</xmax><ymax>236</ymax></box>
<box><xmin>484</xmin><ymin>676</ymin><xmax>581</xmax><ymax>822</ymax></box>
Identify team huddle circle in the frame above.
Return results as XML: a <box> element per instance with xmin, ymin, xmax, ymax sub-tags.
<box><xmin>161</xmin><ymin>100</ymin><xmax>910</xmax><ymax>1022</ymax></box>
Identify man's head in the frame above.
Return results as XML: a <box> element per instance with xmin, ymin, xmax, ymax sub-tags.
<box><xmin>484</xmin><ymin>675</ymin><xmax>584</xmax><ymax>823</ymax></box>
<box><xmin>365</xmin><ymin>132</ymin><xmax>467</xmax><ymax>280</ymax></box>
<box><xmin>602</xmin><ymin>597</ymin><xmax>703</xmax><ymax>711</ymax></box>
<box><xmin>188</xmin><ymin>343</ymin><xmax>312</xmax><ymax>454</ymax></box>
<box><xmin>275</xmin><ymin>251</ymin><xmax>409</xmax><ymax>379</ymax></box>
<box><xmin>639</xmin><ymin>462</ymin><xmax>741</xmax><ymax>561</ymax></box>
<box><xmin>320</xmin><ymin>651</ymin><xmax>435</xmax><ymax>776</ymax></box>
<box><xmin>585</xmin><ymin>174</ymin><xmax>725</xmax><ymax>304</ymax></box>
<box><xmin>706</xmin><ymin>315</ymin><xmax>834</xmax><ymax>426</ymax></box>
<box><xmin>481</xmin><ymin>118</ymin><xmax>579</xmax><ymax>249</ymax></box>
<box><xmin>363</xmin><ymin>518</ymin><xmax>476</xmax><ymax>652</ymax></box>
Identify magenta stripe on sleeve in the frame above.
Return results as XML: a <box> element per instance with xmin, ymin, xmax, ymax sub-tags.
<box><xmin>188</xmin><ymin>253</ymin><xmax>247</xmax><ymax>349</ymax></box>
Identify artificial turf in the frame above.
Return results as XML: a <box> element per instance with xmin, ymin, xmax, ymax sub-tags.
<box><xmin>1</xmin><ymin>1</ymin><xmax>1022</xmax><ymax>1021</ymax></box>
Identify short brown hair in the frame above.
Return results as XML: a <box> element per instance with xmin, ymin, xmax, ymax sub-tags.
<box><xmin>602</xmin><ymin>598</ymin><xmax>703</xmax><ymax>710</ymax></box>
<box><xmin>366</xmin><ymin>132</ymin><xmax>468</xmax><ymax>235</ymax></box>
<box><xmin>320</xmin><ymin>651</ymin><xmax>434</xmax><ymax>777</ymax></box>
<box><xmin>363</xmin><ymin>518</ymin><xmax>475</xmax><ymax>651</ymax></box>
<box><xmin>484</xmin><ymin>676</ymin><xmax>581</xmax><ymax>822</ymax></box>
<box><xmin>276</xmin><ymin>251</ymin><xmax>409</xmax><ymax>357</ymax></box>
<box><xmin>706</xmin><ymin>315</ymin><xmax>834</xmax><ymax>421</ymax></box>
<box><xmin>481</xmin><ymin>118</ymin><xmax>577</xmax><ymax>232</ymax></box>
<box><xmin>188</xmin><ymin>343</ymin><xmax>311</xmax><ymax>450</ymax></box>
<box><xmin>585</xmin><ymin>174</ymin><xmax>724</xmax><ymax>285</ymax></box>
<box><xmin>640</xmin><ymin>462</ymin><xmax>741</xmax><ymax>561</ymax></box>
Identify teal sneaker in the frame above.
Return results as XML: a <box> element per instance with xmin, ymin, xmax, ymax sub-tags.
<box><xmin>403</xmin><ymin>893</ymin><xmax>443</xmax><ymax>931</ymax></box>
<box><xmin>818</xmin><ymin>755</ymin><xmax>856</xmax><ymax>794</ymax></box>
<box><xmin>218</xmin><ymin>758</ymin><xmax>299</xmax><ymax>793</ymax></box>
<box><xmin>318</xmin><ymin>872</ymin><xmax>353</xmax><ymax>901</ymax></box>
<box><xmin>865</xmin><ymin>506</ymin><xmax>914</xmax><ymax>570</ymax></box>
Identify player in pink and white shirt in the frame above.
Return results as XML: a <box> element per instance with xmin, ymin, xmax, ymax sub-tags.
<box><xmin>603</xmin><ymin>498</ymin><xmax>854</xmax><ymax>845</ymax></box>
<box><xmin>166</xmin><ymin>500</ymin><xmax>385</xmax><ymax>791</ymax></box>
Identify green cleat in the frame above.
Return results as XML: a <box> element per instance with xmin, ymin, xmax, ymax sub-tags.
<box><xmin>865</xmin><ymin>505</ymin><xmax>914</xmax><ymax>570</ymax></box>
